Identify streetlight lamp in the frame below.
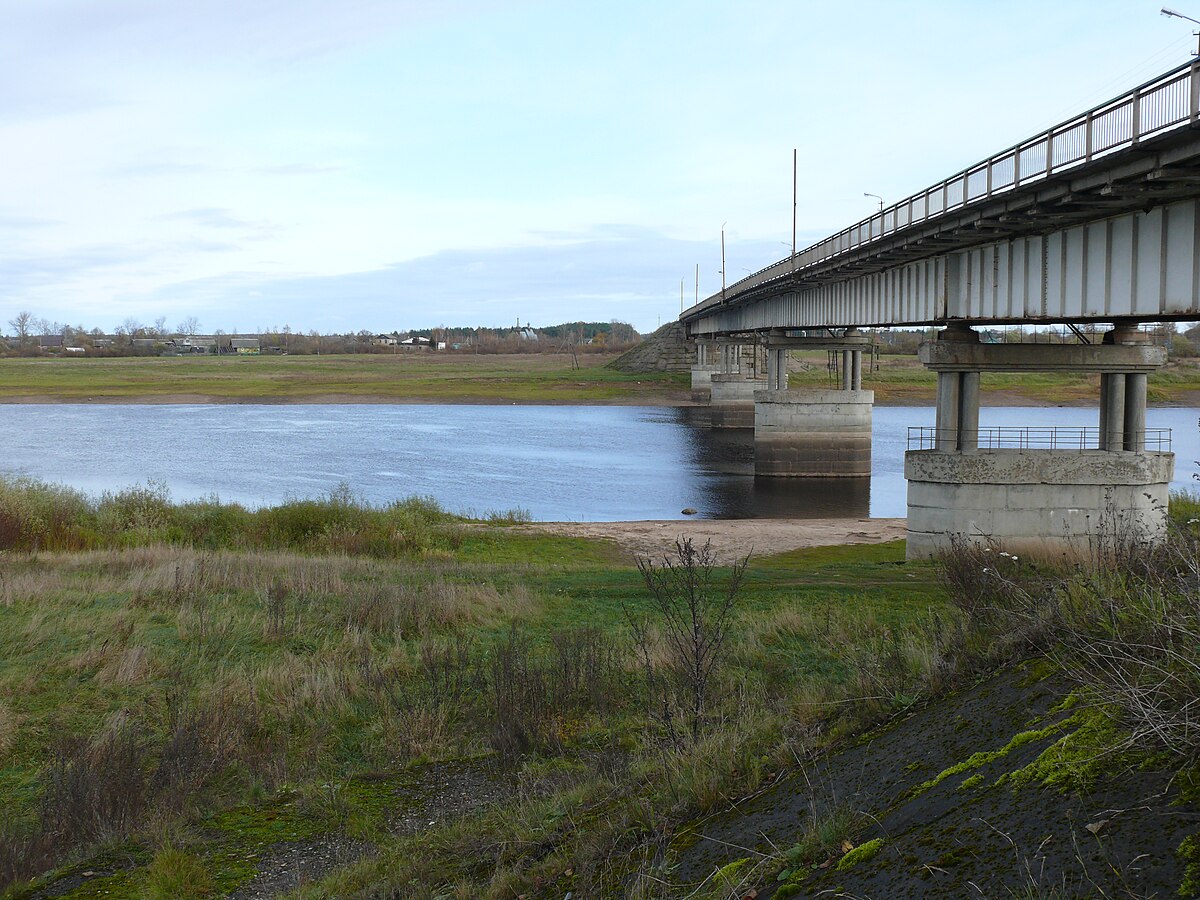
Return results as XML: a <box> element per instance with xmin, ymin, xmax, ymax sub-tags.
<box><xmin>863</xmin><ymin>192</ymin><xmax>884</xmax><ymax>212</ymax></box>
<box><xmin>1161</xmin><ymin>8</ymin><xmax>1200</xmax><ymax>54</ymax></box>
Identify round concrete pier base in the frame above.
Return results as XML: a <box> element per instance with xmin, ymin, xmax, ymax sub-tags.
<box><xmin>709</xmin><ymin>374</ymin><xmax>763</xmax><ymax>429</ymax></box>
<box><xmin>905</xmin><ymin>449</ymin><xmax>1174</xmax><ymax>559</ymax></box>
<box><xmin>690</xmin><ymin>365</ymin><xmax>720</xmax><ymax>403</ymax></box>
<box><xmin>754</xmin><ymin>389</ymin><xmax>873</xmax><ymax>477</ymax></box>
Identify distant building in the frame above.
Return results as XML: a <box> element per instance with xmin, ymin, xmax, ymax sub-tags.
<box><xmin>184</xmin><ymin>337</ymin><xmax>217</xmax><ymax>353</ymax></box>
<box><xmin>230</xmin><ymin>337</ymin><xmax>261</xmax><ymax>355</ymax></box>
<box><xmin>372</xmin><ymin>334</ymin><xmax>399</xmax><ymax>347</ymax></box>
<box><xmin>37</xmin><ymin>335</ymin><xmax>64</xmax><ymax>349</ymax></box>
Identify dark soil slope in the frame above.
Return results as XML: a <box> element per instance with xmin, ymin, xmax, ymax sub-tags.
<box><xmin>676</xmin><ymin>666</ymin><xmax>1198</xmax><ymax>897</ymax></box>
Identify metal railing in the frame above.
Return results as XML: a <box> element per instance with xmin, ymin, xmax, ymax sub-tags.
<box><xmin>704</xmin><ymin>61</ymin><xmax>1199</xmax><ymax>309</ymax></box>
<box><xmin>906</xmin><ymin>426</ymin><xmax>1172</xmax><ymax>452</ymax></box>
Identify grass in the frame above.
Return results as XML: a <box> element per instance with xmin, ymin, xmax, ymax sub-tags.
<box><xmin>6</xmin><ymin>479</ymin><xmax>1200</xmax><ymax>897</ymax></box>
<box><xmin>0</xmin><ymin>479</ymin><xmax>952</xmax><ymax>898</ymax></box>
<box><xmin>2</xmin><ymin>349</ymin><xmax>1199</xmax><ymax>407</ymax></box>
<box><xmin>0</xmin><ymin>352</ymin><xmax>687</xmax><ymax>404</ymax></box>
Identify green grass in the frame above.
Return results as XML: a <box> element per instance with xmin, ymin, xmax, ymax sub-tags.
<box><xmin>0</xmin><ymin>352</ymin><xmax>687</xmax><ymax>404</ymax></box>
<box><xmin>3</xmin><ymin>349</ymin><xmax>1199</xmax><ymax>406</ymax></box>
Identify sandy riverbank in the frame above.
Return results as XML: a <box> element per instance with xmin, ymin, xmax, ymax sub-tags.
<box><xmin>520</xmin><ymin>517</ymin><xmax>908</xmax><ymax>564</ymax></box>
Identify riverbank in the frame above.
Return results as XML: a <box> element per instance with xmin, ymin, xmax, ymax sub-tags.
<box><xmin>522</xmin><ymin>517</ymin><xmax>908</xmax><ymax>563</ymax></box>
<box><xmin>3</xmin><ymin>351</ymin><xmax>1200</xmax><ymax>406</ymax></box>
<box><xmin>3</xmin><ymin>492</ymin><xmax>1197</xmax><ymax>897</ymax></box>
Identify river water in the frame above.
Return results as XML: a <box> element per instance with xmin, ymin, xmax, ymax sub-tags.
<box><xmin>2</xmin><ymin>404</ymin><xmax>1197</xmax><ymax>520</ymax></box>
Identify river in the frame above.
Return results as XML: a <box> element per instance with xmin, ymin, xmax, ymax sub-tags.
<box><xmin>2</xmin><ymin>404</ymin><xmax>1197</xmax><ymax>520</ymax></box>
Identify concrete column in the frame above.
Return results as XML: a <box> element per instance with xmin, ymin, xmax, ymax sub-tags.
<box><xmin>935</xmin><ymin>371</ymin><xmax>961</xmax><ymax>451</ymax></box>
<box><xmin>1124</xmin><ymin>372</ymin><xmax>1147</xmax><ymax>452</ymax></box>
<box><xmin>766</xmin><ymin>348</ymin><xmax>788</xmax><ymax>391</ymax></box>
<box><xmin>1099</xmin><ymin>372</ymin><xmax>1110</xmax><ymax>449</ymax></box>
<box><xmin>841</xmin><ymin>350</ymin><xmax>852</xmax><ymax>390</ymax></box>
<box><xmin>1103</xmin><ymin>372</ymin><xmax>1126</xmax><ymax>451</ymax></box>
<box><xmin>958</xmin><ymin>371</ymin><xmax>980</xmax><ymax>452</ymax></box>
<box><xmin>851</xmin><ymin>350</ymin><xmax>862</xmax><ymax>390</ymax></box>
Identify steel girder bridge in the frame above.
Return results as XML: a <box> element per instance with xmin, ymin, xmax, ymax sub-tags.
<box><xmin>681</xmin><ymin>61</ymin><xmax>1200</xmax><ymax>337</ymax></box>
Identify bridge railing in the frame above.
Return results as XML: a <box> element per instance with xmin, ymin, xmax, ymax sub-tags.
<box><xmin>906</xmin><ymin>426</ymin><xmax>1172</xmax><ymax>452</ymax></box>
<box><xmin>713</xmin><ymin>61</ymin><xmax>1199</xmax><ymax>305</ymax></box>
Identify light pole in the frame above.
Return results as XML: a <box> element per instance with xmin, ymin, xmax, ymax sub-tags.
<box><xmin>863</xmin><ymin>192</ymin><xmax>884</xmax><ymax>212</ymax></box>
<box><xmin>1161</xmin><ymin>7</ymin><xmax>1200</xmax><ymax>54</ymax></box>
<box><xmin>720</xmin><ymin>222</ymin><xmax>727</xmax><ymax>302</ymax></box>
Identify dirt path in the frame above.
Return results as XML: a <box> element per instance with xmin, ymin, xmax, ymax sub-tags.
<box><xmin>522</xmin><ymin>517</ymin><xmax>907</xmax><ymax>564</ymax></box>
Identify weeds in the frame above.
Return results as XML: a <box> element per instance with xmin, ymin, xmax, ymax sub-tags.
<box><xmin>935</xmin><ymin>500</ymin><xmax>1200</xmax><ymax>759</ymax></box>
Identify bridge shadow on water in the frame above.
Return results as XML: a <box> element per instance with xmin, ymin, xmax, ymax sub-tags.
<box><xmin>672</xmin><ymin>407</ymin><xmax>871</xmax><ymax>519</ymax></box>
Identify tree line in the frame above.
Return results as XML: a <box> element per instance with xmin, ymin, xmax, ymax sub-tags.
<box><xmin>1</xmin><ymin>312</ymin><xmax>642</xmax><ymax>357</ymax></box>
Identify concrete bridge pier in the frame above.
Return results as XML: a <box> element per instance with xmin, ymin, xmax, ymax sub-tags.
<box><xmin>690</xmin><ymin>341</ymin><xmax>720</xmax><ymax>402</ymax></box>
<box><xmin>753</xmin><ymin>330</ymin><xmax>874</xmax><ymax>477</ymax></box>
<box><xmin>709</xmin><ymin>338</ymin><xmax>765</xmax><ymax>429</ymax></box>
<box><xmin>906</xmin><ymin>324</ymin><xmax>1174</xmax><ymax>559</ymax></box>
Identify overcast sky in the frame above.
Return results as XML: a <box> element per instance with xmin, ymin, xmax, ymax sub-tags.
<box><xmin>1</xmin><ymin>1</ymin><xmax>1195</xmax><ymax>335</ymax></box>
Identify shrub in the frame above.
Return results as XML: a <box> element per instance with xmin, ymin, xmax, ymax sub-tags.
<box><xmin>627</xmin><ymin>539</ymin><xmax>749</xmax><ymax>744</ymax></box>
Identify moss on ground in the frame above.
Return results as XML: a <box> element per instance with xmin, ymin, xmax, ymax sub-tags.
<box><xmin>837</xmin><ymin>837</ymin><xmax>884</xmax><ymax>870</ymax></box>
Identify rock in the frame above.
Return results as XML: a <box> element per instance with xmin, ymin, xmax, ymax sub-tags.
<box><xmin>682</xmin><ymin>507</ymin><xmax>698</xmax><ymax>515</ymax></box>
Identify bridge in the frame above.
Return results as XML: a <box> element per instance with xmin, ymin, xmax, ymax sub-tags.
<box><xmin>680</xmin><ymin>61</ymin><xmax>1200</xmax><ymax>558</ymax></box>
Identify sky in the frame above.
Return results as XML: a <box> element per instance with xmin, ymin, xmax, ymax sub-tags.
<box><xmin>2</xmin><ymin>1</ymin><xmax>1197</xmax><ymax>336</ymax></box>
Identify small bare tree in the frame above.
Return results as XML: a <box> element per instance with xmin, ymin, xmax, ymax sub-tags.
<box><xmin>626</xmin><ymin>538</ymin><xmax>748</xmax><ymax>744</ymax></box>
<box><xmin>8</xmin><ymin>311</ymin><xmax>32</xmax><ymax>345</ymax></box>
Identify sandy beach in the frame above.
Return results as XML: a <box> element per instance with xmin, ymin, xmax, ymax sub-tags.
<box><xmin>522</xmin><ymin>516</ymin><xmax>908</xmax><ymax>564</ymax></box>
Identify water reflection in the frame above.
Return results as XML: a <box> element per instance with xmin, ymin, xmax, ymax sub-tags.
<box><xmin>671</xmin><ymin>408</ymin><xmax>871</xmax><ymax>518</ymax></box>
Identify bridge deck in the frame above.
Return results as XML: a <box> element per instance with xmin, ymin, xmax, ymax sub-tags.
<box><xmin>684</xmin><ymin>61</ymin><xmax>1200</xmax><ymax>334</ymax></box>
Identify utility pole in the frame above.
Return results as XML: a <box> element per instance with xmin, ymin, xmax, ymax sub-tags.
<box><xmin>721</xmin><ymin>223</ymin><xmax>727</xmax><ymax>302</ymax></box>
<box><xmin>792</xmin><ymin>148</ymin><xmax>798</xmax><ymax>273</ymax></box>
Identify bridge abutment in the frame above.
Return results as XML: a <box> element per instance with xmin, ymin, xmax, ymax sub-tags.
<box><xmin>752</xmin><ymin>330</ymin><xmax>874</xmax><ymax>477</ymax></box>
<box><xmin>754</xmin><ymin>389</ymin><xmax>874</xmax><ymax>476</ymax></box>
<box><xmin>710</xmin><ymin>373</ymin><xmax>762</xmax><ymax>428</ymax></box>
<box><xmin>906</xmin><ymin>325</ymin><xmax>1173</xmax><ymax>559</ymax></box>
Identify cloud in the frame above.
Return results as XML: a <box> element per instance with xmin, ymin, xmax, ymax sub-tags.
<box><xmin>132</xmin><ymin>225</ymin><xmax>809</xmax><ymax>333</ymax></box>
